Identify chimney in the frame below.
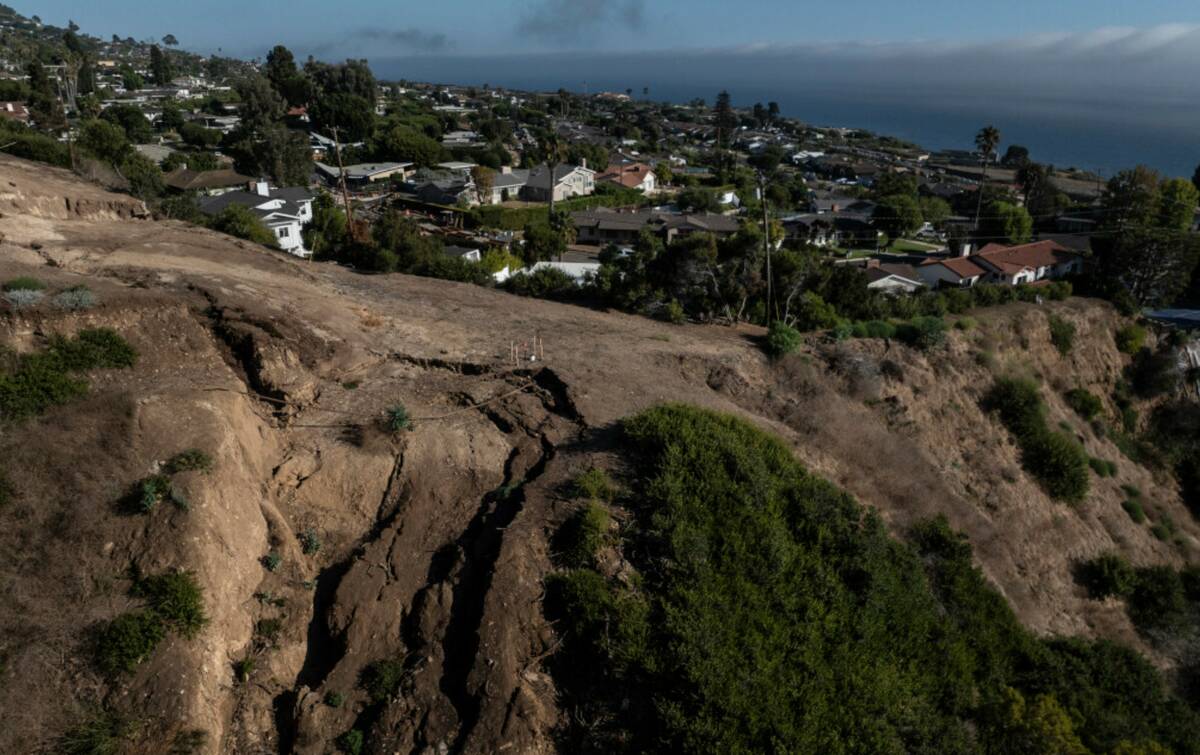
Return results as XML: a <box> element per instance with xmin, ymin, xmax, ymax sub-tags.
<box><xmin>580</xmin><ymin>158</ymin><xmax>587</xmax><ymax>170</ymax></box>
<box><xmin>254</xmin><ymin>179</ymin><xmax>270</xmax><ymax>197</ymax></box>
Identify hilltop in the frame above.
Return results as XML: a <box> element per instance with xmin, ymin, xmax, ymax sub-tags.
<box><xmin>0</xmin><ymin>153</ymin><xmax>1198</xmax><ymax>752</ymax></box>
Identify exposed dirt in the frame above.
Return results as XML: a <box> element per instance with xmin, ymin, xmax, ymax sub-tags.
<box><xmin>0</xmin><ymin>155</ymin><xmax>1195</xmax><ymax>754</ymax></box>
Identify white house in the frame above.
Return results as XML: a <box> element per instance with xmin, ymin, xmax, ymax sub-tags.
<box><xmin>198</xmin><ymin>182</ymin><xmax>316</xmax><ymax>258</ymax></box>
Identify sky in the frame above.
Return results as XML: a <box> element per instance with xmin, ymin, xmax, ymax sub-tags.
<box><xmin>15</xmin><ymin>0</ymin><xmax>1200</xmax><ymax>59</ymax></box>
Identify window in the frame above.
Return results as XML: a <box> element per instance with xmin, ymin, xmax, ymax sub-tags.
<box><xmin>277</xmin><ymin>227</ymin><xmax>290</xmax><ymax>238</ymax></box>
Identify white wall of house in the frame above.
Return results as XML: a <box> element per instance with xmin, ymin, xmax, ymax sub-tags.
<box><xmin>917</xmin><ymin>264</ymin><xmax>978</xmax><ymax>289</ymax></box>
<box><xmin>267</xmin><ymin>220</ymin><xmax>308</xmax><ymax>257</ymax></box>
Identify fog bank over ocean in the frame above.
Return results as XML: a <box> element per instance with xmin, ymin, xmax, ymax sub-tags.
<box><xmin>373</xmin><ymin>32</ymin><xmax>1200</xmax><ymax>176</ymax></box>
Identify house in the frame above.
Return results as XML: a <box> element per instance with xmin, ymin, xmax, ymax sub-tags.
<box><xmin>198</xmin><ymin>181</ymin><xmax>315</xmax><ymax>257</ymax></box>
<box><xmin>488</xmin><ymin>166</ymin><xmax>531</xmax><ymax>204</ymax></box>
<box><xmin>409</xmin><ymin>174</ymin><xmax>477</xmax><ymax>206</ymax></box>
<box><xmin>916</xmin><ymin>240</ymin><xmax>1082</xmax><ymax>289</ymax></box>
<box><xmin>571</xmin><ymin>208</ymin><xmax>741</xmax><ymax>246</ymax></box>
<box><xmin>522</xmin><ymin>163</ymin><xmax>595</xmax><ymax>203</ymax></box>
<box><xmin>864</xmin><ymin>261</ymin><xmax>926</xmax><ymax>294</ymax></box>
<box><xmin>917</xmin><ymin>256</ymin><xmax>990</xmax><ymax>289</ymax></box>
<box><xmin>971</xmin><ymin>240</ymin><xmax>1083</xmax><ymax>285</ymax></box>
<box><xmin>164</xmin><ymin>168</ymin><xmax>255</xmax><ymax>196</ymax></box>
<box><xmin>0</xmin><ymin>101</ymin><xmax>30</xmax><ymax>123</ymax></box>
<box><xmin>598</xmin><ymin>162</ymin><xmax>657</xmax><ymax>194</ymax></box>
<box><xmin>782</xmin><ymin>214</ymin><xmax>835</xmax><ymax>247</ymax></box>
<box><xmin>315</xmin><ymin>162</ymin><xmax>413</xmax><ymax>190</ymax></box>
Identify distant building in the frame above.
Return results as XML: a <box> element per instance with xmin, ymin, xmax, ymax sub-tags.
<box><xmin>315</xmin><ymin>161</ymin><xmax>414</xmax><ymax>190</ymax></box>
<box><xmin>917</xmin><ymin>240</ymin><xmax>1082</xmax><ymax>289</ymax></box>
<box><xmin>0</xmin><ymin>101</ymin><xmax>29</xmax><ymax>123</ymax></box>
<box><xmin>522</xmin><ymin>163</ymin><xmax>596</xmax><ymax>203</ymax></box>
<box><xmin>572</xmin><ymin>208</ymin><xmax>741</xmax><ymax>246</ymax></box>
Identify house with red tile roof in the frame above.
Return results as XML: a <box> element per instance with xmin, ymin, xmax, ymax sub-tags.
<box><xmin>972</xmin><ymin>240</ymin><xmax>1084</xmax><ymax>285</ymax></box>
<box><xmin>916</xmin><ymin>255</ymin><xmax>990</xmax><ymax>289</ymax></box>
<box><xmin>597</xmin><ymin>162</ymin><xmax>657</xmax><ymax>194</ymax></box>
<box><xmin>916</xmin><ymin>240</ymin><xmax>1084</xmax><ymax>289</ymax></box>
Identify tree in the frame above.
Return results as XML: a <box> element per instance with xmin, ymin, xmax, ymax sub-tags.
<box><xmin>158</xmin><ymin>101</ymin><xmax>185</xmax><ymax>133</ymax></box>
<box><xmin>767</xmin><ymin>102</ymin><xmax>780</xmax><ymax>123</ymax></box>
<box><xmin>677</xmin><ymin>186</ymin><xmax>721</xmax><ymax>213</ymax></box>
<box><xmin>979</xmin><ymin>201</ymin><xmax>1033</xmax><ymax>245</ymax></box>
<box><xmin>1102</xmin><ymin>166</ymin><xmax>1162</xmax><ymax>230</ymax></box>
<box><xmin>1001</xmin><ymin>145</ymin><xmax>1030</xmax><ymax>166</ymax></box>
<box><xmin>471</xmin><ymin>165</ymin><xmax>495</xmax><ymax>205</ymax></box>
<box><xmin>162</xmin><ymin>34</ymin><xmax>179</xmax><ymax>47</ymax></box>
<box><xmin>309</xmin><ymin>92</ymin><xmax>374</xmax><ymax>142</ymax></box>
<box><xmin>371</xmin><ymin>125</ymin><xmax>446</xmax><ymax>166</ymax></box>
<box><xmin>250</xmin><ymin>125</ymin><xmax>313</xmax><ymax>186</ymax></box>
<box><xmin>1016</xmin><ymin>161</ymin><xmax>1067</xmax><ymax>223</ymax></box>
<box><xmin>522</xmin><ymin>222</ymin><xmax>568</xmax><ymax>264</ymax></box>
<box><xmin>919</xmin><ymin>196</ymin><xmax>952</xmax><ymax>227</ymax></box>
<box><xmin>234</xmin><ymin>74</ymin><xmax>285</xmax><ymax>133</ymax></box>
<box><xmin>973</xmin><ymin>125</ymin><xmax>1001</xmax><ymax>229</ymax></box>
<box><xmin>538</xmin><ymin>132</ymin><xmax>568</xmax><ymax>219</ymax></box>
<box><xmin>211</xmin><ymin>204</ymin><xmax>277</xmax><ymax>247</ymax></box>
<box><xmin>265</xmin><ymin>45</ymin><xmax>313</xmax><ymax>107</ymax></box>
<box><xmin>120</xmin><ymin>66</ymin><xmax>144</xmax><ymax>91</ymax></box>
<box><xmin>1095</xmin><ymin>226</ymin><xmax>1200</xmax><ymax>307</ymax></box>
<box><xmin>1192</xmin><ymin>163</ymin><xmax>1200</xmax><ymax>195</ymax></box>
<box><xmin>78</xmin><ymin>119</ymin><xmax>132</xmax><ymax>164</ymax></box>
<box><xmin>25</xmin><ymin>61</ymin><xmax>64</xmax><ymax>132</ymax></box>
<box><xmin>870</xmin><ymin>171</ymin><xmax>919</xmax><ymax>200</ymax></box>
<box><xmin>713</xmin><ymin>90</ymin><xmax>736</xmax><ymax>178</ymax></box>
<box><xmin>303</xmin><ymin>193</ymin><xmax>349</xmax><ymax>259</ymax></box>
<box><xmin>100</xmin><ymin>103</ymin><xmax>153</xmax><ymax>143</ymax></box>
<box><xmin>179</xmin><ymin>122</ymin><xmax>222</xmax><ymax>149</ymax></box>
<box><xmin>1156</xmin><ymin>178</ymin><xmax>1198</xmax><ymax>232</ymax></box>
<box><xmin>873</xmin><ymin>194</ymin><xmax>923</xmax><ymax>242</ymax></box>
<box><xmin>119</xmin><ymin>152</ymin><xmax>165</xmax><ymax>200</ymax></box>
<box><xmin>149</xmin><ymin>45</ymin><xmax>173</xmax><ymax>86</ymax></box>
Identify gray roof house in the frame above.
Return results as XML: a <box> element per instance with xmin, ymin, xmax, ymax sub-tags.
<box><xmin>199</xmin><ymin>181</ymin><xmax>315</xmax><ymax>258</ymax></box>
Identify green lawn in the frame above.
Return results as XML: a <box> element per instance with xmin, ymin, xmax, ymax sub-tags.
<box><xmin>889</xmin><ymin>238</ymin><xmax>943</xmax><ymax>253</ymax></box>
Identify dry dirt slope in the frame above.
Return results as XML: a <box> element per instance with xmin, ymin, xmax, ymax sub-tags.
<box><xmin>0</xmin><ymin>154</ymin><xmax>1195</xmax><ymax>753</ymax></box>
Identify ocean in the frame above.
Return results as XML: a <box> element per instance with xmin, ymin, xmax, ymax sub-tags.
<box><xmin>374</xmin><ymin>52</ymin><xmax>1200</xmax><ymax>178</ymax></box>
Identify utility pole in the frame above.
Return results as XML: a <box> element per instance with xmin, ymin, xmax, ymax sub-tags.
<box><xmin>330</xmin><ymin>126</ymin><xmax>358</xmax><ymax>243</ymax></box>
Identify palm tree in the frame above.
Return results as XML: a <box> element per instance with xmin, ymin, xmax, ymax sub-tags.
<box><xmin>974</xmin><ymin>125</ymin><xmax>1001</xmax><ymax>230</ymax></box>
<box><xmin>538</xmin><ymin>133</ymin><xmax>570</xmax><ymax>259</ymax></box>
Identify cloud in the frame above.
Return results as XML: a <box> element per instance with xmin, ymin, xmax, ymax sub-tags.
<box><xmin>350</xmin><ymin>27</ymin><xmax>453</xmax><ymax>53</ymax></box>
<box><xmin>517</xmin><ymin>0</ymin><xmax>646</xmax><ymax>42</ymax></box>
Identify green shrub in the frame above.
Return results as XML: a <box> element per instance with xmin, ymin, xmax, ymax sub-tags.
<box><xmin>794</xmin><ymin>292</ymin><xmax>840</xmax><ymax>332</ymax></box>
<box><xmin>4</xmin><ymin>289</ymin><xmax>43</xmax><ymax>309</ymax></box>
<box><xmin>1046</xmin><ymin>281</ymin><xmax>1073</xmax><ymax>301</ymax></box>
<box><xmin>234</xmin><ymin>656</ymin><xmax>255</xmax><ymax>683</ymax></box>
<box><xmin>830</xmin><ymin>319</ymin><xmax>853</xmax><ymax>341</ymax></box>
<box><xmin>211</xmin><ymin>204</ymin><xmax>277</xmax><ymax>247</ymax></box>
<box><xmin>300</xmin><ymin>528</ymin><xmax>321</xmax><ymax>555</ymax></box>
<box><xmin>165</xmin><ymin>449</ymin><xmax>213</xmax><ymax>474</ymax></box>
<box><xmin>764</xmin><ymin>320</ymin><xmax>802</xmax><ymax>357</ymax></box>
<box><xmin>1150</xmin><ymin>515</ymin><xmax>1176</xmax><ymax>543</ymax></box>
<box><xmin>53</xmin><ymin>287</ymin><xmax>98</xmax><ymax>311</ymax></box>
<box><xmin>987</xmin><ymin>378</ymin><xmax>1089</xmax><ymax>502</ymax></box>
<box><xmin>1065</xmin><ymin>388</ymin><xmax>1103</xmax><ymax>420</ymax></box>
<box><xmin>897</xmin><ymin>315</ymin><xmax>948</xmax><ymax>350</ymax></box>
<box><xmin>0</xmin><ymin>469</ymin><xmax>11</xmax><ymax>509</ymax></box>
<box><xmin>1115</xmin><ymin>324</ymin><xmax>1147</xmax><ymax>355</ymax></box>
<box><xmin>851</xmin><ymin>319</ymin><xmax>897</xmax><ymax>339</ymax></box>
<box><xmin>544</xmin><ymin>403</ymin><xmax>1197</xmax><ymax>753</ymax></box>
<box><xmin>49</xmin><ymin>329</ymin><xmax>138</xmax><ymax>370</ymax></box>
<box><xmin>94</xmin><ymin>610</ymin><xmax>165</xmax><ymax>675</ymax></box>
<box><xmin>1048</xmin><ymin>315</ymin><xmax>1076</xmax><ymax>356</ymax></box>
<box><xmin>133</xmin><ymin>571</ymin><xmax>208</xmax><ymax>638</ymax></box>
<box><xmin>1129</xmin><ymin>566</ymin><xmax>1188</xmax><ymax>631</ymax></box>
<box><xmin>254</xmin><ymin>617</ymin><xmax>283</xmax><ymax>644</ymax></box>
<box><xmin>1088</xmin><ymin>457</ymin><xmax>1114</xmax><ymax>477</ymax></box>
<box><xmin>954</xmin><ymin>316</ymin><xmax>977</xmax><ymax>331</ymax></box>
<box><xmin>2</xmin><ymin>276</ymin><xmax>45</xmax><ymax>292</ymax></box>
<box><xmin>324</xmin><ymin>690</ymin><xmax>345</xmax><ymax>708</ymax></box>
<box><xmin>572</xmin><ymin>468</ymin><xmax>617</xmax><ymax>502</ymax></box>
<box><xmin>60</xmin><ymin>709</ymin><xmax>136</xmax><ymax>755</ymax></box>
<box><xmin>1078</xmin><ymin>553</ymin><xmax>1137</xmax><ymax>599</ymax></box>
<box><xmin>1121</xmin><ymin>499</ymin><xmax>1146</xmax><ymax>524</ymax></box>
<box><xmin>556</xmin><ymin>502</ymin><xmax>611</xmax><ymax>568</ymax></box>
<box><xmin>336</xmin><ymin>729</ymin><xmax>364</xmax><ymax>755</ymax></box>
<box><xmin>384</xmin><ymin>404</ymin><xmax>412</xmax><ymax>433</ymax></box>
<box><xmin>360</xmin><ymin>659</ymin><xmax>407</xmax><ymax>704</ymax></box>
<box><xmin>1024</xmin><ymin>430</ymin><xmax>1090</xmax><ymax>503</ymax></box>
<box><xmin>664</xmin><ymin>299</ymin><xmax>686</xmax><ymax>324</ymax></box>
<box><xmin>130</xmin><ymin>474</ymin><xmax>173</xmax><ymax>514</ymax></box>
<box><xmin>262</xmin><ymin>552</ymin><xmax>282</xmax><ymax>572</ymax></box>
<box><xmin>1121</xmin><ymin>484</ymin><xmax>1142</xmax><ymax>499</ymax></box>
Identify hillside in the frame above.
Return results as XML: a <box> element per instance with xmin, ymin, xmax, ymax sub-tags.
<box><xmin>0</xmin><ymin>153</ymin><xmax>1196</xmax><ymax>753</ymax></box>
